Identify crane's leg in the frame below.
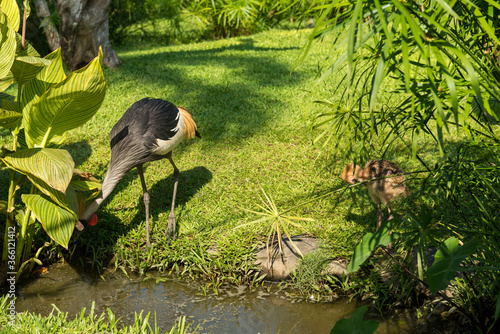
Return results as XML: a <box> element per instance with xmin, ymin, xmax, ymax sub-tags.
<box><xmin>166</xmin><ymin>154</ymin><xmax>179</xmax><ymax>244</ymax></box>
<box><xmin>137</xmin><ymin>165</ymin><xmax>151</xmax><ymax>247</ymax></box>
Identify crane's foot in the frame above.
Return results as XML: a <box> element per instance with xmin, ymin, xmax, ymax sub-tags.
<box><xmin>165</xmin><ymin>213</ymin><xmax>176</xmax><ymax>244</ymax></box>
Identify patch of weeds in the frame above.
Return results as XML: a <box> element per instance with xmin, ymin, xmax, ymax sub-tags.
<box><xmin>0</xmin><ymin>296</ymin><xmax>195</xmax><ymax>333</ymax></box>
<box><xmin>291</xmin><ymin>249</ymin><xmax>334</xmax><ymax>295</ymax></box>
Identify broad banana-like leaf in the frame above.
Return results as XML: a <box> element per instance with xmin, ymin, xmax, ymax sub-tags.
<box><xmin>426</xmin><ymin>237</ymin><xmax>478</xmax><ymax>294</ymax></box>
<box><xmin>0</xmin><ymin>91</ymin><xmax>14</xmax><ymax>102</ymax></box>
<box><xmin>0</xmin><ymin>11</ymin><xmax>16</xmax><ymax>80</ymax></box>
<box><xmin>0</xmin><ymin>0</ymin><xmax>20</xmax><ymax>32</ymax></box>
<box><xmin>1</xmin><ymin>148</ymin><xmax>74</xmax><ymax>193</ymax></box>
<box><xmin>14</xmin><ymin>33</ymin><xmax>38</xmax><ymax>57</ymax></box>
<box><xmin>0</xmin><ymin>108</ymin><xmax>21</xmax><ymax>129</ymax></box>
<box><xmin>347</xmin><ymin>220</ymin><xmax>400</xmax><ymax>274</ymax></box>
<box><xmin>0</xmin><ymin>96</ymin><xmax>15</xmax><ymax>109</ymax></box>
<box><xmin>24</xmin><ymin>48</ymin><xmax>106</xmax><ymax>148</ymax></box>
<box><xmin>22</xmin><ymin>194</ymin><xmax>76</xmax><ymax>249</ymax></box>
<box><xmin>11</xmin><ymin>56</ymin><xmax>50</xmax><ymax>85</ymax></box>
<box><xmin>23</xmin><ymin>172</ymin><xmax>78</xmax><ymax>217</ymax></box>
<box><xmin>0</xmin><ymin>71</ymin><xmax>15</xmax><ymax>91</ymax></box>
<box><xmin>22</xmin><ymin>48</ymin><xmax>66</xmax><ymax>114</ymax></box>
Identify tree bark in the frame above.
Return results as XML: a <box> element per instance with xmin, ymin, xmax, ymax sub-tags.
<box><xmin>54</xmin><ymin>0</ymin><xmax>121</xmax><ymax>71</ymax></box>
<box><xmin>32</xmin><ymin>0</ymin><xmax>60</xmax><ymax>51</ymax></box>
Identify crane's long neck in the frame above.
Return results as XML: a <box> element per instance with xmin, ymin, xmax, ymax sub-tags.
<box><xmin>80</xmin><ymin>166</ymin><xmax>128</xmax><ymax>223</ymax></box>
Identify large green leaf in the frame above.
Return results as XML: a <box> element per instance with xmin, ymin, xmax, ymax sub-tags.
<box><xmin>347</xmin><ymin>220</ymin><xmax>400</xmax><ymax>274</ymax></box>
<box><xmin>10</xmin><ymin>56</ymin><xmax>50</xmax><ymax>85</ymax></box>
<box><xmin>0</xmin><ymin>107</ymin><xmax>21</xmax><ymax>129</ymax></box>
<box><xmin>22</xmin><ymin>48</ymin><xmax>66</xmax><ymax>114</ymax></box>
<box><xmin>1</xmin><ymin>148</ymin><xmax>74</xmax><ymax>193</ymax></box>
<box><xmin>426</xmin><ymin>237</ymin><xmax>478</xmax><ymax>294</ymax></box>
<box><xmin>24</xmin><ymin>49</ymin><xmax>106</xmax><ymax>148</ymax></box>
<box><xmin>14</xmin><ymin>32</ymin><xmax>38</xmax><ymax>57</ymax></box>
<box><xmin>0</xmin><ymin>71</ymin><xmax>15</xmax><ymax>91</ymax></box>
<box><xmin>25</xmin><ymin>172</ymin><xmax>79</xmax><ymax>217</ymax></box>
<box><xmin>22</xmin><ymin>194</ymin><xmax>76</xmax><ymax>249</ymax></box>
<box><xmin>330</xmin><ymin>306</ymin><xmax>379</xmax><ymax>334</ymax></box>
<box><xmin>0</xmin><ymin>0</ymin><xmax>20</xmax><ymax>32</ymax></box>
<box><xmin>0</xmin><ymin>11</ymin><xmax>16</xmax><ymax>80</ymax></box>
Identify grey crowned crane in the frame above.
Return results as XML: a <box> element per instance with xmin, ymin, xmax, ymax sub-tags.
<box><xmin>77</xmin><ymin>98</ymin><xmax>200</xmax><ymax>246</ymax></box>
<box><xmin>341</xmin><ymin>160</ymin><xmax>409</xmax><ymax>230</ymax></box>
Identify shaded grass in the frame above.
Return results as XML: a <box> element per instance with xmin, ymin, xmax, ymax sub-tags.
<box><xmin>65</xmin><ymin>28</ymin><xmax>362</xmax><ymax>280</ymax></box>
<box><xmin>2</xmin><ymin>26</ymin><xmax>486</xmax><ymax>293</ymax></box>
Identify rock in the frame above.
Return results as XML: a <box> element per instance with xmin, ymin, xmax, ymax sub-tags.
<box><xmin>255</xmin><ymin>235</ymin><xmax>317</xmax><ymax>280</ymax></box>
<box><xmin>324</xmin><ymin>261</ymin><xmax>347</xmax><ymax>278</ymax></box>
<box><xmin>254</xmin><ymin>236</ymin><xmax>346</xmax><ymax>280</ymax></box>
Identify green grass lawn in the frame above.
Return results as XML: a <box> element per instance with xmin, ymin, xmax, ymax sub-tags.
<box><xmin>62</xmin><ymin>28</ymin><xmax>383</xmax><ymax>278</ymax></box>
<box><xmin>1</xmin><ymin>26</ymin><xmax>476</xmax><ymax>289</ymax></box>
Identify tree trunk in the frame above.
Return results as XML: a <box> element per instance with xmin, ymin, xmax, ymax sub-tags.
<box><xmin>54</xmin><ymin>0</ymin><xmax>121</xmax><ymax>71</ymax></box>
<box><xmin>32</xmin><ymin>0</ymin><xmax>60</xmax><ymax>51</ymax></box>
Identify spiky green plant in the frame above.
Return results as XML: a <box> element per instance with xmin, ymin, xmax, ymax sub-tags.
<box><xmin>237</xmin><ymin>186</ymin><xmax>313</xmax><ymax>259</ymax></box>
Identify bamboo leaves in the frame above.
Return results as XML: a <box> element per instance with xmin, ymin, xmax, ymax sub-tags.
<box><xmin>302</xmin><ymin>0</ymin><xmax>500</xmax><ymax>158</ymax></box>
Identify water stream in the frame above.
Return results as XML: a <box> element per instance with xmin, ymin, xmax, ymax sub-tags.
<box><xmin>15</xmin><ymin>263</ymin><xmax>427</xmax><ymax>333</ymax></box>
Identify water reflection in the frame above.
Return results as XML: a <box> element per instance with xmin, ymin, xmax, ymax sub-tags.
<box><xmin>16</xmin><ymin>263</ymin><xmax>414</xmax><ymax>333</ymax></box>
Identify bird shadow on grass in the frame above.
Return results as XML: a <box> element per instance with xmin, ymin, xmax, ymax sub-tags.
<box><xmin>134</xmin><ymin>165</ymin><xmax>213</xmax><ymax>237</ymax></box>
<box><xmin>71</xmin><ymin>165</ymin><xmax>212</xmax><ymax>269</ymax></box>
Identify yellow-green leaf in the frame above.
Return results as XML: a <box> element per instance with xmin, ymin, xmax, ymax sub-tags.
<box><xmin>22</xmin><ymin>48</ymin><xmax>66</xmax><ymax>115</ymax></box>
<box><xmin>0</xmin><ymin>11</ymin><xmax>16</xmax><ymax>80</ymax></box>
<box><xmin>11</xmin><ymin>56</ymin><xmax>50</xmax><ymax>85</ymax></box>
<box><xmin>22</xmin><ymin>48</ymin><xmax>66</xmax><ymax>112</ymax></box>
<box><xmin>22</xmin><ymin>194</ymin><xmax>76</xmax><ymax>249</ymax></box>
<box><xmin>1</xmin><ymin>148</ymin><xmax>74</xmax><ymax>193</ymax></box>
<box><xmin>14</xmin><ymin>32</ymin><xmax>38</xmax><ymax>57</ymax></box>
<box><xmin>24</xmin><ymin>49</ymin><xmax>106</xmax><ymax>148</ymax></box>
<box><xmin>0</xmin><ymin>107</ymin><xmax>21</xmax><ymax>129</ymax></box>
<box><xmin>0</xmin><ymin>0</ymin><xmax>19</xmax><ymax>32</ymax></box>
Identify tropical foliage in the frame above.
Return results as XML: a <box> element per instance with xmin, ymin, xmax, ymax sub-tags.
<box><xmin>299</xmin><ymin>0</ymin><xmax>500</xmax><ymax>331</ymax></box>
<box><xmin>0</xmin><ymin>0</ymin><xmax>104</xmax><ymax>278</ymax></box>
<box><xmin>180</xmin><ymin>0</ymin><xmax>306</xmax><ymax>39</ymax></box>
<box><xmin>109</xmin><ymin>0</ymin><xmax>182</xmax><ymax>45</ymax></box>
<box><xmin>108</xmin><ymin>0</ymin><xmax>313</xmax><ymax>44</ymax></box>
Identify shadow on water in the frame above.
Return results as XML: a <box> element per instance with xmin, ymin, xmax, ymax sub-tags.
<box><xmin>15</xmin><ymin>262</ymin><xmax>425</xmax><ymax>334</ymax></box>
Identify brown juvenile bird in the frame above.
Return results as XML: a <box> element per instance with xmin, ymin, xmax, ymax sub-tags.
<box><xmin>341</xmin><ymin>160</ymin><xmax>409</xmax><ymax>229</ymax></box>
